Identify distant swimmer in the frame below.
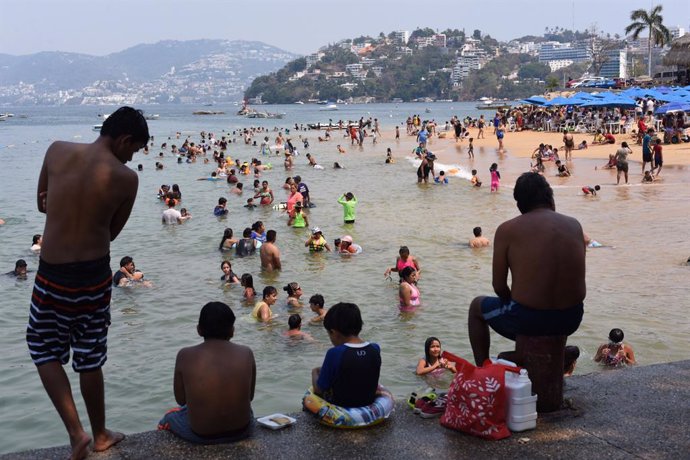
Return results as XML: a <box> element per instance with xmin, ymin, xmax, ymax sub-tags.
<box><xmin>469</xmin><ymin>227</ymin><xmax>490</xmax><ymax>248</ymax></box>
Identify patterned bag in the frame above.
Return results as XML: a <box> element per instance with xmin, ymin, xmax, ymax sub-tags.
<box><xmin>439</xmin><ymin>351</ymin><xmax>520</xmax><ymax>440</ymax></box>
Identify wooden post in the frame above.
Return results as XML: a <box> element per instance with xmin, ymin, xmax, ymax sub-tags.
<box><xmin>515</xmin><ymin>335</ymin><xmax>566</xmax><ymax>413</ymax></box>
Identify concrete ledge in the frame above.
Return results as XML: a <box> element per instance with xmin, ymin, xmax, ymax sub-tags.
<box><xmin>4</xmin><ymin>360</ymin><xmax>689</xmax><ymax>459</ymax></box>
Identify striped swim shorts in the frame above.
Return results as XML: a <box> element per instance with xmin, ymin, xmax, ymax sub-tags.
<box><xmin>26</xmin><ymin>255</ymin><xmax>113</xmax><ymax>372</ymax></box>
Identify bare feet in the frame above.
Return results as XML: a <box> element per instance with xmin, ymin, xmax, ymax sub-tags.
<box><xmin>93</xmin><ymin>429</ymin><xmax>125</xmax><ymax>452</ymax></box>
<box><xmin>70</xmin><ymin>432</ymin><xmax>91</xmax><ymax>460</ymax></box>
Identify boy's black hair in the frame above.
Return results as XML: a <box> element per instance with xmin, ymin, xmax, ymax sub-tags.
<box><xmin>266</xmin><ymin>229</ymin><xmax>277</xmax><ymax>243</ymax></box>
<box><xmin>119</xmin><ymin>256</ymin><xmax>133</xmax><ymax>267</ymax></box>
<box><xmin>513</xmin><ymin>172</ymin><xmax>555</xmax><ymax>214</ymax></box>
<box><xmin>309</xmin><ymin>294</ymin><xmax>325</xmax><ymax>307</ymax></box>
<box><xmin>198</xmin><ymin>302</ymin><xmax>235</xmax><ymax>340</ymax></box>
<box><xmin>100</xmin><ymin>106</ymin><xmax>149</xmax><ymax>144</ymax></box>
<box><xmin>473</xmin><ymin>226</ymin><xmax>482</xmax><ymax>237</ymax></box>
<box><xmin>288</xmin><ymin>314</ymin><xmax>302</xmax><ymax>329</ymax></box>
<box><xmin>243</xmin><ymin>227</ymin><xmax>252</xmax><ymax>238</ymax></box>
<box><xmin>323</xmin><ymin>302</ymin><xmax>363</xmax><ymax>337</ymax></box>
<box><xmin>262</xmin><ymin>285</ymin><xmax>277</xmax><ymax>298</ymax></box>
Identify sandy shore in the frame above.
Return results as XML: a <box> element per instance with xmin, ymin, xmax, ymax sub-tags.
<box><xmin>371</xmin><ymin>125</ymin><xmax>689</xmax><ymax>188</ymax></box>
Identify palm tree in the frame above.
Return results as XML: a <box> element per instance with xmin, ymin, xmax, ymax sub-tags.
<box><xmin>625</xmin><ymin>5</ymin><xmax>672</xmax><ymax>76</ymax></box>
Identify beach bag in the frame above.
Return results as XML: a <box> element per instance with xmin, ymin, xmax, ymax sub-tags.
<box><xmin>439</xmin><ymin>351</ymin><xmax>520</xmax><ymax>440</ymax></box>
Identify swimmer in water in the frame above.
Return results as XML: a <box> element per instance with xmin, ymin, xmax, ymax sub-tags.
<box><xmin>308</xmin><ymin>294</ymin><xmax>327</xmax><ymax>323</ymax></box>
<box><xmin>399</xmin><ymin>266</ymin><xmax>420</xmax><ymax>311</ymax></box>
<box><xmin>594</xmin><ymin>328</ymin><xmax>636</xmax><ymax>366</ymax></box>
<box><xmin>283</xmin><ymin>314</ymin><xmax>313</xmax><ymax>340</ymax></box>
<box><xmin>415</xmin><ymin>337</ymin><xmax>456</xmax><ymax>375</ymax></box>
<box><xmin>283</xmin><ymin>282</ymin><xmax>304</xmax><ymax>309</ymax></box>
<box><xmin>582</xmin><ymin>185</ymin><xmax>601</xmax><ymax>196</ymax></box>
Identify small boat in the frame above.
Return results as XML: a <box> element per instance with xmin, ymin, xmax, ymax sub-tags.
<box><xmin>193</xmin><ymin>110</ymin><xmax>225</xmax><ymax>115</ymax></box>
<box><xmin>425</xmin><ymin>108</ymin><xmax>432</xmax><ymax>113</ymax></box>
<box><xmin>294</xmin><ymin>101</ymin><xmax>305</xmax><ymax>105</ymax></box>
<box><xmin>306</xmin><ymin>122</ymin><xmax>358</xmax><ymax>130</ymax></box>
<box><xmin>145</xmin><ymin>114</ymin><xmax>160</xmax><ymax>120</ymax></box>
<box><xmin>319</xmin><ymin>104</ymin><xmax>338</xmax><ymax>111</ymax></box>
<box><xmin>475</xmin><ymin>98</ymin><xmax>512</xmax><ymax>110</ymax></box>
<box><xmin>93</xmin><ymin>124</ymin><xmax>102</xmax><ymax>131</ymax></box>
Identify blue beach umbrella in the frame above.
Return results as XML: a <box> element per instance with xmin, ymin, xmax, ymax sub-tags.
<box><xmin>544</xmin><ymin>96</ymin><xmax>581</xmax><ymax>107</ymax></box>
<box><xmin>655</xmin><ymin>101</ymin><xmax>690</xmax><ymax>114</ymax></box>
<box><xmin>519</xmin><ymin>96</ymin><xmax>547</xmax><ymax>105</ymax></box>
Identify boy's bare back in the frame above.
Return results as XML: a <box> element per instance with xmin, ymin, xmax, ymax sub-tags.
<box><xmin>38</xmin><ymin>139</ymin><xmax>139</xmax><ymax>264</ymax></box>
<box><xmin>175</xmin><ymin>341</ymin><xmax>255</xmax><ymax>435</ymax></box>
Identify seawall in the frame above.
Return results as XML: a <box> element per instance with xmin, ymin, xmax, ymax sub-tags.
<box><xmin>3</xmin><ymin>360</ymin><xmax>689</xmax><ymax>459</ymax></box>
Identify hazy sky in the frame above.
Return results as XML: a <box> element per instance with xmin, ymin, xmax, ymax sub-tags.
<box><xmin>2</xmin><ymin>0</ymin><xmax>688</xmax><ymax>56</ymax></box>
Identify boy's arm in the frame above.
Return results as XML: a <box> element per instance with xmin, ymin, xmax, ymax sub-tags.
<box><xmin>250</xmin><ymin>350</ymin><xmax>256</xmax><ymax>401</ymax></box>
<box><xmin>311</xmin><ymin>367</ymin><xmax>322</xmax><ymax>395</ymax></box>
<box><xmin>37</xmin><ymin>156</ymin><xmax>49</xmax><ymax>213</ymax></box>
<box><xmin>173</xmin><ymin>350</ymin><xmax>186</xmax><ymax>406</ymax></box>
<box><xmin>337</xmin><ymin>195</ymin><xmax>346</xmax><ymax>205</ymax></box>
<box><xmin>110</xmin><ymin>173</ymin><xmax>139</xmax><ymax>241</ymax></box>
<box><xmin>624</xmin><ymin>345</ymin><xmax>636</xmax><ymax>365</ymax></box>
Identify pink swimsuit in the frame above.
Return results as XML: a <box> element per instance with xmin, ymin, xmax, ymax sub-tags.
<box><xmin>399</xmin><ymin>282</ymin><xmax>420</xmax><ymax>311</ymax></box>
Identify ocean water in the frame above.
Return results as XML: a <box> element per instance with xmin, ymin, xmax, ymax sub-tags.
<box><xmin>1</xmin><ymin>103</ymin><xmax>689</xmax><ymax>454</ymax></box>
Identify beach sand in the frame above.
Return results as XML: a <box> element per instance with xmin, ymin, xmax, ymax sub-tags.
<box><xmin>376</xmin><ymin>126</ymin><xmax>690</xmax><ymax>188</ymax></box>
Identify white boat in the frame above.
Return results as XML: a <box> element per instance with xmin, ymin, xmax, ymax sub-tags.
<box><xmin>475</xmin><ymin>99</ymin><xmax>512</xmax><ymax>110</ymax></box>
<box><xmin>319</xmin><ymin>104</ymin><xmax>338</xmax><ymax>111</ymax></box>
<box><xmin>294</xmin><ymin>101</ymin><xmax>305</xmax><ymax>105</ymax></box>
<box><xmin>145</xmin><ymin>114</ymin><xmax>160</xmax><ymax>120</ymax></box>
<box><xmin>93</xmin><ymin>124</ymin><xmax>102</xmax><ymax>131</ymax></box>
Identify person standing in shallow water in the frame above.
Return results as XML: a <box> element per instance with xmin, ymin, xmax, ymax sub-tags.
<box><xmin>26</xmin><ymin>106</ymin><xmax>149</xmax><ymax>459</ymax></box>
<box><xmin>468</xmin><ymin>172</ymin><xmax>585</xmax><ymax>366</ymax></box>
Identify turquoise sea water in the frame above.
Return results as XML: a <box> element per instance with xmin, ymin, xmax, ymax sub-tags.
<box><xmin>1</xmin><ymin>102</ymin><xmax>689</xmax><ymax>454</ymax></box>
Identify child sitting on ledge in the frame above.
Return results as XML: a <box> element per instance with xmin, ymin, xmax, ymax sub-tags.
<box><xmin>158</xmin><ymin>302</ymin><xmax>255</xmax><ymax>444</ymax></box>
<box><xmin>311</xmin><ymin>303</ymin><xmax>381</xmax><ymax>407</ymax></box>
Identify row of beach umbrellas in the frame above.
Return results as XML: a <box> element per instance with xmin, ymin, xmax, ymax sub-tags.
<box><xmin>519</xmin><ymin>85</ymin><xmax>690</xmax><ymax>114</ymax></box>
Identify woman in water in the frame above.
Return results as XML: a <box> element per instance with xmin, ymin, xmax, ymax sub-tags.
<box><xmin>399</xmin><ymin>266</ymin><xmax>420</xmax><ymax>312</ymax></box>
<box><xmin>220</xmin><ymin>260</ymin><xmax>240</xmax><ymax>284</ymax></box>
<box><xmin>254</xmin><ymin>180</ymin><xmax>274</xmax><ymax>206</ymax></box>
<box><xmin>285</xmin><ymin>182</ymin><xmax>303</xmax><ymax>219</ymax></box>
<box><xmin>415</xmin><ymin>337</ymin><xmax>456</xmax><ymax>376</ymax></box>
<box><xmin>283</xmin><ymin>282</ymin><xmax>304</xmax><ymax>309</ymax></box>
<box><xmin>218</xmin><ymin>228</ymin><xmax>238</xmax><ymax>251</ymax></box>
<box><xmin>384</xmin><ymin>246</ymin><xmax>421</xmax><ymax>280</ymax></box>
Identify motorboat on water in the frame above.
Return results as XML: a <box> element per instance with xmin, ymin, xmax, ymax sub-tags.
<box><xmin>475</xmin><ymin>97</ymin><xmax>512</xmax><ymax>110</ymax></box>
<box><xmin>319</xmin><ymin>104</ymin><xmax>338</xmax><ymax>111</ymax></box>
<box><xmin>145</xmin><ymin>114</ymin><xmax>160</xmax><ymax>120</ymax></box>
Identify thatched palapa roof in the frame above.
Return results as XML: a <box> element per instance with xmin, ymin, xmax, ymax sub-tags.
<box><xmin>664</xmin><ymin>34</ymin><xmax>690</xmax><ymax>66</ymax></box>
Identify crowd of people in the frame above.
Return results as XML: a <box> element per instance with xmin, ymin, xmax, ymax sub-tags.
<box><xmin>4</xmin><ymin>103</ymin><xmax>656</xmax><ymax>457</ymax></box>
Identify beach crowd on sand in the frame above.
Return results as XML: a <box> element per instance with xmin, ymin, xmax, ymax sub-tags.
<box><xmin>7</xmin><ymin>98</ymin><xmax>686</xmax><ymax>458</ymax></box>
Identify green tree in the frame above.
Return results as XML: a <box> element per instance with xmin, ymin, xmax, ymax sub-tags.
<box><xmin>473</xmin><ymin>29</ymin><xmax>482</xmax><ymax>40</ymax></box>
<box><xmin>518</xmin><ymin>62</ymin><xmax>551</xmax><ymax>80</ymax></box>
<box><xmin>625</xmin><ymin>5</ymin><xmax>671</xmax><ymax>76</ymax></box>
<box><xmin>546</xmin><ymin>76</ymin><xmax>559</xmax><ymax>92</ymax></box>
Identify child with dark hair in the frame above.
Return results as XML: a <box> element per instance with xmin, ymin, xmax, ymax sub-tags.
<box><xmin>308</xmin><ymin>294</ymin><xmax>327</xmax><ymax>323</ymax></box>
<box><xmin>252</xmin><ymin>286</ymin><xmax>277</xmax><ymax>322</ymax></box>
<box><xmin>594</xmin><ymin>328</ymin><xmax>636</xmax><ymax>366</ymax></box>
<box><xmin>311</xmin><ymin>303</ymin><xmax>381</xmax><ymax>407</ymax></box>
<box><xmin>284</xmin><ymin>314</ymin><xmax>313</xmax><ymax>340</ymax></box>
<box><xmin>240</xmin><ymin>273</ymin><xmax>256</xmax><ymax>300</ymax></box>
<box><xmin>158</xmin><ymin>302</ymin><xmax>255</xmax><ymax>444</ymax></box>
<box><xmin>415</xmin><ymin>337</ymin><xmax>456</xmax><ymax>376</ymax></box>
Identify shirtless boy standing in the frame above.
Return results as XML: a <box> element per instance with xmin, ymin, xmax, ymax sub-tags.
<box><xmin>159</xmin><ymin>302</ymin><xmax>255</xmax><ymax>444</ymax></box>
<box><xmin>260</xmin><ymin>229</ymin><xmax>282</xmax><ymax>271</ymax></box>
<box><xmin>26</xmin><ymin>107</ymin><xmax>149</xmax><ymax>459</ymax></box>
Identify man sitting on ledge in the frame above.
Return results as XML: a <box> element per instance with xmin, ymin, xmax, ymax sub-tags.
<box><xmin>468</xmin><ymin>172</ymin><xmax>586</xmax><ymax>366</ymax></box>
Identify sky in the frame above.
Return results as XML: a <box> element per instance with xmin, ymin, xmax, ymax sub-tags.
<box><xmin>1</xmin><ymin>0</ymin><xmax>689</xmax><ymax>57</ymax></box>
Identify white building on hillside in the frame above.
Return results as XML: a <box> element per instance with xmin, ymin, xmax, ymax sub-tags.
<box><xmin>393</xmin><ymin>30</ymin><xmax>410</xmax><ymax>45</ymax></box>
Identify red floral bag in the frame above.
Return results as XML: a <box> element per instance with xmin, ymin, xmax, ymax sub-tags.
<box><xmin>440</xmin><ymin>351</ymin><xmax>520</xmax><ymax>440</ymax></box>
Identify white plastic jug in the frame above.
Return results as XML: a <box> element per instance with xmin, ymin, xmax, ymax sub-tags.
<box><xmin>505</xmin><ymin>369</ymin><xmax>538</xmax><ymax>432</ymax></box>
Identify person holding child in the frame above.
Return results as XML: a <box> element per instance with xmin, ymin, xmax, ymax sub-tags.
<box><xmin>311</xmin><ymin>303</ymin><xmax>381</xmax><ymax>407</ymax></box>
<box><xmin>158</xmin><ymin>302</ymin><xmax>255</xmax><ymax>444</ymax></box>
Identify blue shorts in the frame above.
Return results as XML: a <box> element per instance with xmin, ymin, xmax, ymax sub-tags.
<box><xmin>158</xmin><ymin>406</ymin><xmax>253</xmax><ymax>445</ymax></box>
<box><xmin>480</xmin><ymin>297</ymin><xmax>583</xmax><ymax>340</ymax></box>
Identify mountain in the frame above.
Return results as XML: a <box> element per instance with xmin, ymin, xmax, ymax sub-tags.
<box><xmin>0</xmin><ymin>40</ymin><xmax>299</xmax><ymax>105</ymax></box>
